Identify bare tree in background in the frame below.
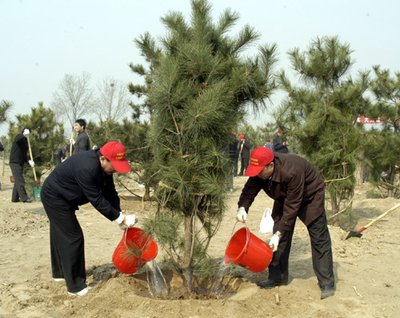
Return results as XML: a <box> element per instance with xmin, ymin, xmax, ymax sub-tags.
<box><xmin>52</xmin><ymin>72</ymin><xmax>94</xmax><ymax>128</ymax></box>
<box><xmin>95</xmin><ymin>78</ymin><xmax>131</xmax><ymax>122</ymax></box>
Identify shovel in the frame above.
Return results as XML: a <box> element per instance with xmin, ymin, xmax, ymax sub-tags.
<box><xmin>69</xmin><ymin>130</ymin><xmax>74</xmax><ymax>156</ymax></box>
<box><xmin>26</xmin><ymin>135</ymin><xmax>37</xmax><ymax>182</ymax></box>
<box><xmin>26</xmin><ymin>135</ymin><xmax>41</xmax><ymax>200</ymax></box>
<box><xmin>345</xmin><ymin>203</ymin><xmax>400</xmax><ymax>239</ymax></box>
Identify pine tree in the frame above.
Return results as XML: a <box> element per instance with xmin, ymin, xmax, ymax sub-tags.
<box><xmin>0</xmin><ymin>100</ymin><xmax>13</xmax><ymax>125</ymax></box>
<box><xmin>133</xmin><ymin>0</ymin><xmax>277</xmax><ymax>289</ymax></box>
<box><xmin>364</xmin><ymin>66</ymin><xmax>400</xmax><ymax>196</ymax></box>
<box><xmin>277</xmin><ymin>36</ymin><xmax>369</xmax><ymax>217</ymax></box>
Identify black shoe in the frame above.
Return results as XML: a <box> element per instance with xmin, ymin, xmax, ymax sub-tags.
<box><xmin>320</xmin><ymin>286</ymin><xmax>335</xmax><ymax>299</ymax></box>
<box><xmin>22</xmin><ymin>198</ymin><xmax>33</xmax><ymax>203</ymax></box>
<box><xmin>257</xmin><ymin>278</ymin><xmax>287</xmax><ymax>289</ymax></box>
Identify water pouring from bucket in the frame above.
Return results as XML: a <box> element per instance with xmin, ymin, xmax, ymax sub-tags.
<box><xmin>224</xmin><ymin>227</ymin><xmax>273</xmax><ymax>272</ymax></box>
<box><xmin>211</xmin><ymin>260</ymin><xmax>231</xmax><ymax>295</ymax></box>
<box><xmin>146</xmin><ymin>260</ymin><xmax>169</xmax><ymax>297</ymax></box>
<box><xmin>112</xmin><ymin>227</ymin><xmax>158</xmax><ymax>274</ymax></box>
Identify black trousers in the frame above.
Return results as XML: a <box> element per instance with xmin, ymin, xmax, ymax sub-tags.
<box><xmin>233</xmin><ymin>157</ymin><xmax>238</xmax><ymax>176</ymax></box>
<box><xmin>10</xmin><ymin>162</ymin><xmax>29</xmax><ymax>202</ymax></box>
<box><xmin>268</xmin><ymin>213</ymin><xmax>334</xmax><ymax>289</ymax></box>
<box><xmin>41</xmin><ymin>189</ymin><xmax>87</xmax><ymax>293</ymax></box>
<box><xmin>239</xmin><ymin>156</ymin><xmax>249</xmax><ymax>175</ymax></box>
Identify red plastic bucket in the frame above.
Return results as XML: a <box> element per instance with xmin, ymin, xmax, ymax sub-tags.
<box><xmin>224</xmin><ymin>227</ymin><xmax>273</xmax><ymax>272</ymax></box>
<box><xmin>112</xmin><ymin>227</ymin><xmax>158</xmax><ymax>274</ymax></box>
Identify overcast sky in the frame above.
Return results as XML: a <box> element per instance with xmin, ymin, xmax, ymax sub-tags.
<box><xmin>1</xmin><ymin>0</ymin><xmax>399</xmax><ymax>135</ymax></box>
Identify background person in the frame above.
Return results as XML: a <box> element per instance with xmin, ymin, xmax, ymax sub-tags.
<box><xmin>238</xmin><ymin>134</ymin><xmax>251</xmax><ymax>176</ymax></box>
<box><xmin>228</xmin><ymin>132</ymin><xmax>240</xmax><ymax>177</ymax></box>
<box><xmin>273</xmin><ymin>127</ymin><xmax>289</xmax><ymax>153</ymax></box>
<box><xmin>264</xmin><ymin>138</ymin><xmax>274</xmax><ymax>150</ymax></box>
<box><xmin>9</xmin><ymin>128</ymin><xmax>35</xmax><ymax>203</ymax></box>
<box><xmin>236</xmin><ymin>146</ymin><xmax>335</xmax><ymax>299</ymax></box>
<box><xmin>72</xmin><ymin>118</ymin><xmax>90</xmax><ymax>154</ymax></box>
<box><xmin>41</xmin><ymin>141</ymin><xmax>136</xmax><ymax>296</ymax></box>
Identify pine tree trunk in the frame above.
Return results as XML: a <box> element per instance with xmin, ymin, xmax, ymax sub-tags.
<box><xmin>182</xmin><ymin>214</ymin><xmax>194</xmax><ymax>291</ymax></box>
<box><xmin>143</xmin><ymin>185</ymin><xmax>151</xmax><ymax>201</ymax></box>
<box><xmin>330</xmin><ymin>191</ymin><xmax>339</xmax><ymax>214</ymax></box>
<box><xmin>387</xmin><ymin>166</ymin><xmax>396</xmax><ymax>197</ymax></box>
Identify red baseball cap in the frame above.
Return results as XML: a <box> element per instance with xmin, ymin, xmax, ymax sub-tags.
<box><xmin>100</xmin><ymin>141</ymin><xmax>131</xmax><ymax>174</ymax></box>
<box><xmin>245</xmin><ymin>146</ymin><xmax>274</xmax><ymax>177</ymax></box>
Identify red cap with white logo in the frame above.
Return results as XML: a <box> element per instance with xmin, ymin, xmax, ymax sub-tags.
<box><xmin>245</xmin><ymin>146</ymin><xmax>274</xmax><ymax>177</ymax></box>
<box><xmin>100</xmin><ymin>141</ymin><xmax>131</xmax><ymax>174</ymax></box>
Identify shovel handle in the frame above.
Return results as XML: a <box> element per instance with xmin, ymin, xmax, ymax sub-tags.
<box><xmin>363</xmin><ymin>203</ymin><xmax>400</xmax><ymax>229</ymax></box>
<box><xmin>26</xmin><ymin>135</ymin><xmax>37</xmax><ymax>182</ymax></box>
<box><xmin>69</xmin><ymin>130</ymin><xmax>74</xmax><ymax>156</ymax></box>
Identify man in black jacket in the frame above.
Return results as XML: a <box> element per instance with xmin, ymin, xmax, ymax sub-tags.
<box><xmin>272</xmin><ymin>127</ymin><xmax>289</xmax><ymax>153</ymax></box>
<box><xmin>72</xmin><ymin>118</ymin><xmax>90</xmax><ymax>154</ymax></box>
<box><xmin>9</xmin><ymin>128</ymin><xmax>35</xmax><ymax>202</ymax></box>
<box><xmin>41</xmin><ymin>141</ymin><xmax>136</xmax><ymax>296</ymax></box>
<box><xmin>236</xmin><ymin>146</ymin><xmax>335</xmax><ymax>299</ymax></box>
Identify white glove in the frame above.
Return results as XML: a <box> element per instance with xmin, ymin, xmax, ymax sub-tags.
<box><xmin>23</xmin><ymin>129</ymin><xmax>30</xmax><ymax>136</ymax></box>
<box><xmin>124</xmin><ymin>214</ymin><xmax>137</xmax><ymax>228</ymax></box>
<box><xmin>70</xmin><ymin>138</ymin><xmax>75</xmax><ymax>145</ymax></box>
<box><xmin>236</xmin><ymin>207</ymin><xmax>247</xmax><ymax>223</ymax></box>
<box><xmin>28</xmin><ymin>160</ymin><xmax>35</xmax><ymax>167</ymax></box>
<box><xmin>269</xmin><ymin>231</ymin><xmax>282</xmax><ymax>252</ymax></box>
<box><xmin>115</xmin><ymin>213</ymin><xmax>137</xmax><ymax>230</ymax></box>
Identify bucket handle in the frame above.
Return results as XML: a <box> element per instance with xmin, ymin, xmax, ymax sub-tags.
<box><xmin>122</xmin><ymin>228</ymin><xmax>129</xmax><ymax>246</ymax></box>
<box><xmin>122</xmin><ymin>228</ymin><xmax>152</xmax><ymax>257</ymax></box>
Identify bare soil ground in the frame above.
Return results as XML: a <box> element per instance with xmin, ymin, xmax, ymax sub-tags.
<box><xmin>1</xmin><ymin>162</ymin><xmax>400</xmax><ymax>318</ymax></box>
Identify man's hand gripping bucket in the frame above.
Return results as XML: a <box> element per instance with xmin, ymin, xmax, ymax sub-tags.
<box><xmin>224</xmin><ymin>225</ymin><xmax>273</xmax><ymax>272</ymax></box>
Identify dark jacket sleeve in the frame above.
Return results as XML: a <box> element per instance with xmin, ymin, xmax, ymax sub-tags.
<box><xmin>102</xmin><ymin>174</ymin><xmax>121</xmax><ymax>211</ymax></box>
<box><xmin>237</xmin><ymin>177</ymin><xmax>264</xmax><ymax>213</ymax></box>
<box><xmin>74</xmin><ymin>165</ymin><xmax>121</xmax><ymax>221</ymax></box>
<box><xmin>16</xmin><ymin>134</ymin><xmax>29</xmax><ymax>163</ymax></box>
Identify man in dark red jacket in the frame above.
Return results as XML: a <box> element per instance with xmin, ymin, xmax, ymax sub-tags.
<box><xmin>236</xmin><ymin>146</ymin><xmax>335</xmax><ymax>299</ymax></box>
